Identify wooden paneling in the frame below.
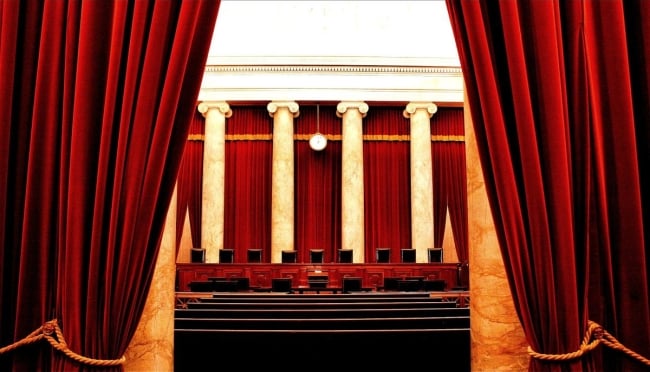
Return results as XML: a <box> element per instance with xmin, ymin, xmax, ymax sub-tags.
<box><xmin>176</xmin><ymin>263</ymin><xmax>460</xmax><ymax>291</ymax></box>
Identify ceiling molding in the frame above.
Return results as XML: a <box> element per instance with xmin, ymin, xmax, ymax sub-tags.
<box><xmin>199</xmin><ymin>63</ymin><xmax>464</xmax><ymax>105</ymax></box>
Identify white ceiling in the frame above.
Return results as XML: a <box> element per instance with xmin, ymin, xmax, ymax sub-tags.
<box><xmin>208</xmin><ymin>1</ymin><xmax>459</xmax><ymax>66</ymax></box>
<box><xmin>200</xmin><ymin>1</ymin><xmax>462</xmax><ymax>104</ymax></box>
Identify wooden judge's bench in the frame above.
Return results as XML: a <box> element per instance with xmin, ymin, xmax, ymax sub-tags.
<box><xmin>176</xmin><ymin>262</ymin><xmax>463</xmax><ymax>292</ymax></box>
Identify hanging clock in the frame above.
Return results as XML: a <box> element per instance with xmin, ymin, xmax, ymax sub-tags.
<box><xmin>309</xmin><ymin>132</ymin><xmax>328</xmax><ymax>151</ymax></box>
<box><xmin>309</xmin><ymin>103</ymin><xmax>327</xmax><ymax>151</ymax></box>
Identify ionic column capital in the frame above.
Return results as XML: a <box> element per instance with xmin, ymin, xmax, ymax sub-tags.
<box><xmin>403</xmin><ymin>102</ymin><xmax>438</xmax><ymax>119</ymax></box>
<box><xmin>267</xmin><ymin>101</ymin><xmax>300</xmax><ymax>118</ymax></box>
<box><xmin>336</xmin><ymin>101</ymin><xmax>369</xmax><ymax>118</ymax></box>
<box><xmin>198</xmin><ymin>101</ymin><xmax>232</xmax><ymax>118</ymax></box>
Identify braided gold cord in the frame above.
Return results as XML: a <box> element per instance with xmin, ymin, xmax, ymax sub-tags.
<box><xmin>528</xmin><ymin>320</ymin><xmax>650</xmax><ymax>367</ymax></box>
<box><xmin>0</xmin><ymin>326</ymin><xmax>45</xmax><ymax>354</ymax></box>
<box><xmin>597</xmin><ymin>326</ymin><xmax>650</xmax><ymax>366</ymax></box>
<box><xmin>0</xmin><ymin>319</ymin><xmax>126</xmax><ymax>367</ymax></box>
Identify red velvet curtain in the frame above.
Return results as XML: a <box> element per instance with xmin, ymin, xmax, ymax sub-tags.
<box><xmin>431</xmin><ymin>108</ymin><xmax>468</xmax><ymax>263</ymax></box>
<box><xmin>363</xmin><ymin>107</ymin><xmax>412</xmax><ymax>263</ymax></box>
<box><xmin>446</xmin><ymin>1</ymin><xmax>650</xmax><ymax>370</ymax></box>
<box><xmin>295</xmin><ymin>105</ymin><xmax>342</xmax><ymax>263</ymax></box>
<box><xmin>0</xmin><ymin>1</ymin><xmax>219</xmax><ymax>370</ymax></box>
<box><xmin>176</xmin><ymin>110</ymin><xmax>205</xmax><ymax>250</ymax></box>
<box><xmin>223</xmin><ymin>106</ymin><xmax>273</xmax><ymax>263</ymax></box>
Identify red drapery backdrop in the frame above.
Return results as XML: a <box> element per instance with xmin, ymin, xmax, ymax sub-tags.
<box><xmin>431</xmin><ymin>108</ymin><xmax>468</xmax><ymax>263</ymax></box>
<box><xmin>363</xmin><ymin>107</ymin><xmax>412</xmax><ymax>263</ymax></box>
<box><xmin>176</xmin><ymin>110</ymin><xmax>205</xmax><ymax>250</ymax></box>
<box><xmin>0</xmin><ymin>1</ymin><xmax>219</xmax><ymax>370</ymax></box>
<box><xmin>223</xmin><ymin>106</ymin><xmax>273</xmax><ymax>263</ymax></box>
<box><xmin>446</xmin><ymin>0</ymin><xmax>650</xmax><ymax>370</ymax></box>
<box><xmin>294</xmin><ymin>105</ymin><xmax>342</xmax><ymax>263</ymax></box>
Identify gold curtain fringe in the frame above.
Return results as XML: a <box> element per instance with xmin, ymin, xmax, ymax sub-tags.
<box><xmin>431</xmin><ymin>135</ymin><xmax>464</xmax><ymax>142</ymax></box>
<box><xmin>187</xmin><ymin>134</ymin><xmax>204</xmax><ymax>141</ymax></box>
<box><xmin>0</xmin><ymin>319</ymin><xmax>126</xmax><ymax>367</ymax></box>
<box><xmin>225</xmin><ymin>134</ymin><xmax>274</xmax><ymax>141</ymax></box>
<box><xmin>528</xmin><ymin>320</ymin><xmax>650</xmax><ymax>366</ymax></box>
<box><xmin>218</xmin><ymin>134</ymin><xmax>465</xmax><ymax>142</ymax></box>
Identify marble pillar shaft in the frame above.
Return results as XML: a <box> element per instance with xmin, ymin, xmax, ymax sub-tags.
<box><xmin>198</xmin><ymin>101</ymin><xmax>231</xmax><ymax>263</ymax></box>
<box><xmin>268</xmin><ymin>101</ymin><xmax>299</xmax><ymax>263</ymax></box>
<box><xmin>404</xmin><ymin>102</ymin><xmax>437</xmax><ymax>263</ymax></box>
<box><xmin>337</xmin><ymin>101</ymin><xmax>368</xmax><ymax>263</ymax></box>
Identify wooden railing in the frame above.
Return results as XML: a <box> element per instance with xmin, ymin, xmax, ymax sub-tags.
<box><xmin>176</xmin><ymin>262</ymin><xmax>461</xmax><ymax>292</ymax></box>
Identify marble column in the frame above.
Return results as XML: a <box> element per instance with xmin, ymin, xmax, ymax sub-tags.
<box><xmin>465</xmin><ymin>98</ymin><xmax>529</xmax><ymax>371</ymax></box>
<box><xmin>267</xmin><ymin>101</ymin><xmax>299</xmax><ymax>263</ymax></box>
<box><xmin>337</xmin><ymin>101</ymin><xmax>368</xmax><ymax>263</ymax></box>
<box><xmin>124</xmin><ymin>184</ymin><xmax>177</xmax><ymax>371</ymax></box>
<box><xmin>403</xmin><ymin>102</ymin><xmax>437</xmax><ymax>263</ymax></box>
<box><xmin>197</xmin><ymin>101</ymin><xmax>231</xmax><ymax>263</ymax></box>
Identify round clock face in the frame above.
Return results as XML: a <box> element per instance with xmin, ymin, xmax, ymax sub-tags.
<box><xmin>309</xmin><ymin>133</ymin><xmax>327</xmax><ymax>151</ymax></box>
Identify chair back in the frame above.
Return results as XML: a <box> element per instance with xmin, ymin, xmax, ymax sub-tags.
<box><xmin>219</xmin><ymin>249</ymin><xmax>234</xmax><ymax>263</ymax></box>
<box><xmin>428</xmin><ymin>248</ymin><xmax>443</xmax><ymax>263</ymax></box>
<box><xmin>247</xmin><ymin>249</ymin><xmax>263</xmax><ymax>263</ymax></box>
<box><xmin>401</xmin><ymin>248</ymin><xmax>416</xmax><ymax>263</ymax></box>
<box><xmin>281</xmin><ymin>250</ymin><xmax>297</xmax><ymax>263</ymax></box>
<box><xmin>376</xmin><ymin>248</ymin><xmax>391</xmax><ymax>263</ymax></box>
<box><xmin>309</xmin><ymin>249</ymin><xmax>324</xmax><ymax>263</ymax></box>
<box><xmin>338</xmin><ymin>249</ymin><xmax>353</xmax><ymax>263</ymax></box>
<box><xmin>190</xmin><ymin>248</ymin><xmax>206</xmax><ymax>263</ymax></box>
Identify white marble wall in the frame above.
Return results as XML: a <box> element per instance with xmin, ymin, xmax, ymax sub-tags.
<box><xmin>124</xmin><ymin>186</ymin><xmax>177</xmax><ymax>371</ymax></box>
<box><xmin>464</xmin><ymin>98</ymin><xmax>529</xmax><ymax>371</ymax></box>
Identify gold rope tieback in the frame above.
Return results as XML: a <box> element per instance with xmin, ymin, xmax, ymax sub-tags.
<box><xmin>0</xmin><ymin>319</ymin><xmax>125</xmax><ymax>367</ymax></box>
<box><xmin>528</xmin><ymin>320</ymin><xmax>650</xmax><ymax>367</ymax></box>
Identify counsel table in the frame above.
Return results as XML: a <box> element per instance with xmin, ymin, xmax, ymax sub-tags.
<box><xmin>254</xmin><ymin>286</ymin><xmax>374</xmax><ymax>294</ymax></box>
<box><xmin>293</xmin><ymin>286</ymin><xmax>343</xmax><ymax>294</ymax></box>
<box><xmin>293</xmin><ymin>286</ymin><xmax>373</xmax><ymax>294</ymax></box>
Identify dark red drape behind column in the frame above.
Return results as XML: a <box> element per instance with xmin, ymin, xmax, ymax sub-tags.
<box><xmin>224</xmin><ymin>106</ymin><xmax>273</xmax><ymax>263</ymax></box>
<box><xmin>431</xmin><ymin>108</ymin><xmax>468</xmax><ymax>263</ymax></box>
<box><xmin>295</xmin><ymin>105</ymin><xmax>342</xmax><ymax>263</ymax></box>
<box><xmin>176</xmin><ymin>110</ymin><xmax>205</xmax><ymax>250</ymax></box>
<box><xmin>363</xmin><ymin>107</ymin><xmax>412</xmax><ymax>263</ymax></box>
<box><xmin>0</xmin><ymin>1</ymin><xmax>220</xmax><ymax>370</ymax></box>
<box><xmin>447</xmin><ymin>0</ymin><xmax>650</xmax><ymax>370</ymax></box>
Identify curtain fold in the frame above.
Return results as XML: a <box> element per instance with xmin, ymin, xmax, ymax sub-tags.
<box><xmin>431</xmin><ymin>108</ymin><xmax>468</xmax><ymax>263</ymax></box>
<box><xmin>363</xmin><ymin>107</ymin><xmax>412</xmax><ymax>263</ymax></box>
<box><xmin>176</xmin><ymin>110</ymin><xmax>205</xmax><ymax>251</ymax></box>
<box><xmin>446</xmin><ymin>0</ymin><xmax>650</xmax><ymax>370</ymax></box>
<box><xmin>224</xmin><ymin>106</ymin><xmax>273</xmax><ymax>263</ymax></box>
<box><xmin>295</xmin><ymin>105</ymin><xmax>342</xmax><ymax>263</ymax></box>
<box><xmin>0</xmin><ymin>1</ymin><xmax>220</xmax><ymax>370</ymax></box>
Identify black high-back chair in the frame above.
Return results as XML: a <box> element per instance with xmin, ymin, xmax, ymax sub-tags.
<box><xmin>219</xmin><ymin>249</ymin><xmax>234</xmax><ymax>263</ymax></box>
<box><xmin>401</xmin><ymin>248</ymin><xmax>416</xmax><ymax>263</ymax></box>
<box><xmin>428</xmin><ymin>248</ymin><xmax>443</xmax><ymax>263</ymax></box>
<box><xmin>190</xmin><ymin>248</ymin><xmax>206</xmax><ymax>263</ymax></box>
<box><xmin>281</xmin><ymin>250</ymin><xmax>297</xmax><ymax>263</ymax></box>
<box><xmin>376</xmin><ymin>248</ymin><xmax>391</xmax><ymax>263</ymax></box>
<box><xmin>338</xmin><ymin>249</ymin><xmax>353</xmax><ymax>263</ymax></box>
<box><xmin>309</xmin><ymin>249</ymin><xmax>324</xmax><ymax>263</ymax></box>
<box><xmin>247</xmin><ymin>249</ymin><xmax>263</xmax><ymax>263</ymax></box>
